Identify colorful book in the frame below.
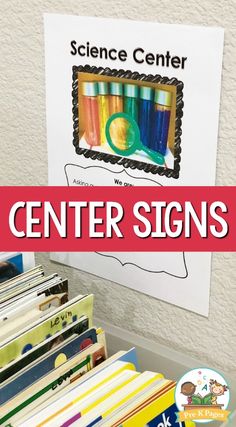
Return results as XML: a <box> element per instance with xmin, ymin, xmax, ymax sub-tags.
<box><xmin>1</xmin><ymin>343</ymin><xmax>107</xmax><ymax>426</ymax></box>
<box><xmin>116</xmin><ymin>381</ymin><xmax>195</xmax><ymax>427</ymax></box>
<box><xmin>96</xmin><ymin>378</ymin><xmax>169</xmax><ymax>426</ymax></box>
<box><xmin>16</xmin><ymin>350</ymin><xmax>135</xmax><ymax>421</ymax></box>
<box><xmin>37</xmin><ymin>370</ymin><xmax>139</xmax><ymax>427</ymax></box>
<box><xmin>55</xmin><ymin>371</ymin><xmax>162</xmax><ymax>427</ymax></box>
<box><xmin>0</xmin><ymin>355</ymin><xmax>91</xmax><ymax>426</ymax></box>
<box><xmin>0</xmin><ymin>294</ymin><xmax>93</xmax><ymax>368</ymax></box>
<box><xmin>0</xmin><ymin>326</ymin><xmax>97</xmax><ymax>404</ymax></box>
<box><xmin>0</xmin><ymin>315</ymin><xmax>89</xmax><ymax>383</ymax></box>
<box><xmin>17</xmin><ymin>361</ymin><xmax>138</xmax><ymax>427</ymax></box>
<box><xmin>35</xmin><ymin>347</ymin><xmax>139</xmax><ymax>416</ymax></box>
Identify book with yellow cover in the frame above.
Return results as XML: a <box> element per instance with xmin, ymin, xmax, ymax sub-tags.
<box><xmin>22</xmin><ymin>370</ymin><xmax>140</xmax><ymax>427</ymax></box>
<box><xmin>51</xmin><ymin>371</ymin><xmax>162</xmax><ymax>427</ymax></box>
<box><xmin>111</xmin><ymin>380</ymin><xmax>195</xmax><ymax>427</ymax></box>
<box><xmin>96</xmin><ymin>378</ymin><xmax>172</xmax><ymax>427</ymax></box>
<box><xmin>17</xmin><ymin>360</ymin><xmax>138</xmax><ymax>427</ymax></box>
<box><xmin>16</xmin><ymin>348</ymin><xmax>137</xmax><ymax>423</ymax></box>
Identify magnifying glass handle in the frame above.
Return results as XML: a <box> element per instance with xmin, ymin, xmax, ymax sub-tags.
<box><xmin>142</xmin><ymin>146</ymin><xmax>165</xmax><ymax>165</ymax></box>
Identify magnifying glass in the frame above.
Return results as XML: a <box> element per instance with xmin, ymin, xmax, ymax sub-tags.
<box><xmin>105</xmin><ymin>112</ymin><xmax>165</xmax><ymax>165</ymax></box>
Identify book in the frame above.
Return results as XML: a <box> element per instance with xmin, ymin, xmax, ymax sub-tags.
<box><xmin>0</xmin><ymin>265</ymin><xmax>43</xmax><ymax>295</ymax></box>
<box><xmin>0</xmin><ymin>326</ymin><xmax>98</xmax><ymax>404</ymax></box>
<box><xmin>0</xmin><ymin>355</ymin><xmax>91</xmax><ymax>426</ymax></box>
<box><xmin>29</xmin><ymin>347</ymin><xmax>138</xmax><ymax>418</ymax></box>
<box><xmin>0</xmin><ymin>294</ymin><xmax>93</xmax><ymax>368</ymax></box>
<box><xmin>95</xmin><ymin>328</ymin><xmax>107</xmax><ymax>360</ymax></box>
<box><xmin>1</xmin><ymin>343</ymin><xmax>108</xmax><ymax>426</ymax></box>
<box><xmin>0</xmin><ymin>315</ymin><xmax>89</xmax><ymax>383</ymax></box>
<box><xmin>96</xmin><ymin>378</ymin><xmax>171</xmax><ymax>426</ymax></box>
<box><xmin>16</xmin><ymin>350</ymin><xmax>132</xmax><ymax>421</ymax></box>
<box><xmin>55</xmin><ymin>371</ymin><xmax>162</xmax><ymax>427</ymax></box>
<box><xmin>10</xmin><ymin>352</ymin><xmax>126</xmax><ymax>422</ymax></box>
<box><xmin>0</xmin><ymin>293</ymin><xmax>68</xmax><ymax>342</ymax></box>
<box><xmin>16</xmin><ymin>360</ymin><xmax>137</xmax><ymax>427</ymax></box>
<box><xmin>0</xmin><ymin>274</ymin><xmax>68</xmax><ymax>310</ymax></box>
<box><xmin>190</xmin><ymin>393</ymin><xmax>213</xmax><ymax>405</ymax></box>
<box><xmin>115</xmin><ymin>381</ymin><xmax>195</xmax><ymax>427</ymax></box>
<box><xmin>0</xmin><ymin>294</ymin><xmax>46</xmax><ymax>323</ymax></box>
<box><xmin>35</xmin><ymin>370</ymin><xmax>139</xmax><ymax>427</ymax></box>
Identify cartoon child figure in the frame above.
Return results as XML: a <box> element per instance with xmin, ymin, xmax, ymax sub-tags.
<box><xmin>209</xmin><ymin>379</ymin><xmax>228</xmax><ymax>405</ymax></box>
<box><xmin>181</xmin><ymin>382</ymin><xmax>197</xmax><ymax>404</ymax></box>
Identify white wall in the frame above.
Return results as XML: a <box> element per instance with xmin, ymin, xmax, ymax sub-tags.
<box><xmin>0</xmin><ymin>0</ymin><xmax>236</xmax><ymax>375</ymax></box>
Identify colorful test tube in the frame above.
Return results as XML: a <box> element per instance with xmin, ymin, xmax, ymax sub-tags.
<box><xmin>139</xmin><ymin>86</ymin><xmax>154</xmax><ymax>148</ymax></box>
<box><xmin>123</xmin><ymin>83</ymin><xmax>139</xmax><ymax>149</ymax></box>
<box><xmin>109</xmin><ymin>82</ymin><xmax>126</xmax><ymax>151</ymax></box>
<box><xmin>152</xmin><ymin>89</ymin><xmax>172</xmax><ymax>156</ymax></box>
<box><xmin>82</xmin><ymin>82</ymin><xmax>100</xmax><ymax>146</ymax></box>
<box><xmin>109</xmin><ymin>82</ymin><xmax>123</xmax><ymax>114</ymax></box>
<box><xmin>124</xmin><ymin>83</ymin><xmax>139</xmax><ymax>122</ymax></box>
<box><xmin>97</xmin><ymin>82</ymin><xmax>109</xmax><ymax>145</ymax></box>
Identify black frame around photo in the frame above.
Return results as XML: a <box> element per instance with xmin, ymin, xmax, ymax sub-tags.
<box><xmin>72</xmin><ymin>65</ymin><xmax>184</xmax><ymax>179</ymax></box>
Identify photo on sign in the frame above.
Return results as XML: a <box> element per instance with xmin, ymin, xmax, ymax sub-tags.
<box><xmin>72</xmin><ymin>65</ymin><xmax>184</xmax><ymax>179</ymax></box>
<box><xmin>0</xmin><ymin>253</ymin><xmax>24</xmax><ymax>283</ymax></box>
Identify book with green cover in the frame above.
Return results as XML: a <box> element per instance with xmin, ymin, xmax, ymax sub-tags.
<box><xmin>191</xmin><ymin>393</ymin><xmax>213</xmax><ymax>405</ymax></box>
<box><xmin>0</xmin><ymin>294</ymin><xmax>94</xmax><ymax>368</ymax></box>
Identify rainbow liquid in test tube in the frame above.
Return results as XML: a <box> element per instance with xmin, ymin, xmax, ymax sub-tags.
<box><xmin>82</xmin><ymin>82</ymin><xmax>100</xmax><ymax>146</ymax></box>
<box><xmin>97</xmin><ymin>82</ymin><xmax>110</xmax><ymax>145</ymax></box>
<box><xmin>109</xmin><ymin>82</ymin><xmax>123</xmax><ymax>115</ymax></box>
<box><xmin>152</xmin><ymin>89</ymin><xmax>172</xmax><ymax>156</ymax></box>
<box><xmin>124</xmin><ymin>84</ymin><xmax>139</xmax><ymax>122</ymax></box>
<box><xmin>139</xmin><ymin>86</ymin><xmax>154</xmax><ymax>148</ymax></box>
<box><xmin>124</xmin><ymin>84</ymin><xmax>139</xmax><ymax>150</ymax></box>
<box><xmin>109</xmin><ymin>82</ymin><xmax>126</xmax><ymax>151</ymax></box>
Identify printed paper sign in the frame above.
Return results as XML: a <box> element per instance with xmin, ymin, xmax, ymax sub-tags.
<box><xmin>45</xmin><ymin>14</ymin><xmax>224</xmax><ymax>315</ymax></box>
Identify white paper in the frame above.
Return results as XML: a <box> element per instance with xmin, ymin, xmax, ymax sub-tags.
<box><xmin>45</xmin><ymin>14</ymin><xmax>224</xmax><ymax>316</ymax></box>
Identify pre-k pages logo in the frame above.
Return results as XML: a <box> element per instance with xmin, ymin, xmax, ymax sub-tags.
<box><xmin>175</xmin><ymin>368</ymin><xmax>230</xmax><ymax>423</ymax></box>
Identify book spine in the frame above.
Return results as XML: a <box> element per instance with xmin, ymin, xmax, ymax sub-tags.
<box><xmin>0</xmin><ymin>356</ymin><xmax>91</xmax><ymax>425</ymax></box>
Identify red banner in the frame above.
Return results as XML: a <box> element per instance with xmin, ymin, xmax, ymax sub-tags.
<box><xmin>0</xmin><ymin>186</ymin><xmax>235</xmax><ymax>251</ymax></box>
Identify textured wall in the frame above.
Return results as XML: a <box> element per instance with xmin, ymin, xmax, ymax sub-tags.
<box><xmin>0</xmin><ymin>0</ymin><xmax>236</xmax><ymax>375</ymax></box>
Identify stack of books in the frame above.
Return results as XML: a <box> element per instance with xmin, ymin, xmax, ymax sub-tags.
<box><xmin>0</xmin><ymin>265</ymin><xmax>195</xmax><ymax>427</ymax></box>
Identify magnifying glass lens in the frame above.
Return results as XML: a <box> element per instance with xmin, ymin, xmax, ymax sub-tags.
<box><xmin>109</xmin><ymin>117</ymin><xmax>135</xmax><ymax>151</ymax></box>
<box><xmin>106</xmin><ymin>112</ymin><xmax>164</xmax><ymax>166</ymax></box>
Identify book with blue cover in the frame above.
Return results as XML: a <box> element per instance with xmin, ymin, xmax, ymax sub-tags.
<box><xmin>0</xmin><ymin>315</ymin><xmax>89</xmax><ymax>383</ymax></box>
<box><xmin>0</xmin><ymin>326</ymin><xmax>97</xmax><ymax>404</ymax></box>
